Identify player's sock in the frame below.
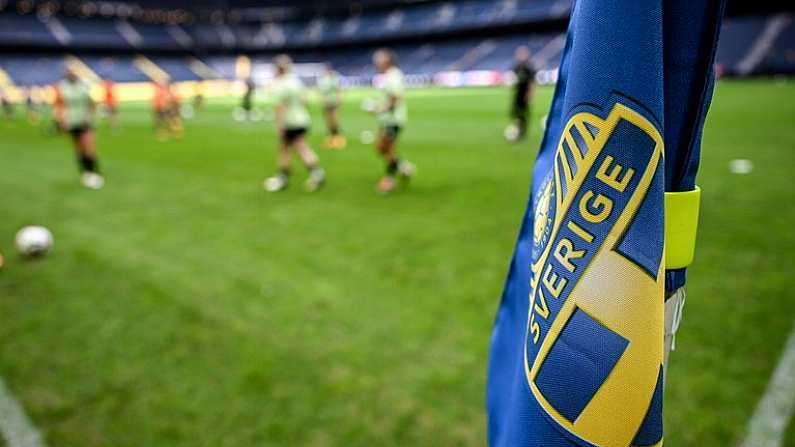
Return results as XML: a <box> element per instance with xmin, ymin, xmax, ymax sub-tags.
<box><xmin>84</xmin><ymin>156</ymin><xmax>99</xmax><ymax>174</ymax></box>
<box><xmin>386</xmin><ymin>159</ymin><xmax>399</xmax><ymax>176</ymax></box>
<box><xmin>517</xmin><ymin>116</ymin><xmax>528</xmax><ymax>138</ymax></box>
<box><xmin>78</xmin><ymin>154</ymin><xmax>97</xmax><ymax>173</ymax></box>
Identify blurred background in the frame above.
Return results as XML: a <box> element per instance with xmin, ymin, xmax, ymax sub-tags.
<box><xmin>0</xmin><ymin>0</ymin><xmax>792</xmax><ymax>99</ymax></box>
<box><xmin>1</xmin><ymin>1</ymin><xmax>794</xmax><ymax>447</ymax></box>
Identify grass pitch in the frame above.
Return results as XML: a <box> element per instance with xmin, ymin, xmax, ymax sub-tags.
<box><xmin>1</xmin><ymin>81</ymin><xmax>794</xmax><ymax>446</ymax></box>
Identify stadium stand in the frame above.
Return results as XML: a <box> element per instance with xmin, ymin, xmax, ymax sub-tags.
<box><xmin>80</xmin><ymin>55</ymin><xmax>150</xmax><ymax>83</ymax></box>
<box><xmin>0</xmin><ymin>55</ymin><xmax>66</xmax><ymax>86</ymax></box>
<box><xmin>0</xmin><ymin>1</ymin><xmax>792</xmax><ymax>88</ymax></box>
<box><xmin>0</xmin><ymin>13</ymin><xmax>54</xmax><ymax>46</ymax></box>
<box><xmin>58</xmin><ymin>16</ymin><xmax>129</xmax><ymax>48</ymax></box>
<box><xmin>764</xmin><ymin>18</ymin><xmax>795</xmax><ymax>74</ymax></box>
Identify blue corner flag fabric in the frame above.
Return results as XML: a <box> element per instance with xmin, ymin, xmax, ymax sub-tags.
<box><xmin>486</xmin><ymin>1</ymin><xmax>725</xmax><ymax>446</ymax></box>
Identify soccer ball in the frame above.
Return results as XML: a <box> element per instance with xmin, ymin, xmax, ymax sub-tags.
<box><xmin>15</xmin><ymin>226</ymin><xmax>53</xmax><ymax>257</ymax></box>
<box><xmin>361</xmin><ymin>98</ymin><xmax>377</xmax><ymax>113</ymax></box>
<box><xmin>729</xmin><ymin>158</ymin><xmax>753</xmax><ymax>174</ymax></box>
<box><xmin>180</xmin><ymin>104</ymin><xmax>195</xmax><ymax>119</ymax></box>
<box><xmin>503</xmin><ymin>124</ymin><xmax>520</xmax><ymax>142</ymax></box>
<box><xmin>359</xmin><ymin>130</ymin><xmax>375</xmax><ymax>144</ymax></box>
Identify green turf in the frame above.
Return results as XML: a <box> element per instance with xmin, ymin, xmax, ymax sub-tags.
<box><xmin>0</xmin><ymin>81</ymin><xmax>793</xmax><ymax>446</ymax></box>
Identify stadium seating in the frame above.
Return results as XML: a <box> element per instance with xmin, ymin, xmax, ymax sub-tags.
<box><xmin>715</xmin><ymin>16</ymin><xmax>768</xmax><ymax>75</ymax></box>
<box><xmin>58</xmin><ymin>17</ymin><xmax>128</xmax><ymax>48</ymax></box>
<box><xmin>0</xmin><ymin>14</ymin><xmax>54</xmax><ymax>46</ymax></box>
<box><xmin>80</xmin><ymin>56</ymin><xmax>149</xmax><ymax>83</ymax></box>
<box><xmin>149</xmin><ymin>57</ymin><xmax>202</xmax><ymax>81</ymax></box>
<box><xmin>757</xmin><ymin>17</ymin><xmax>795</xmax><ymax>75</ymax></box>
<box><xmin>0</xmin><ymin>3</ymin><xmax>792</xmax><ymax>87</ymax></box>
<box><xmin>0</xmin><ymin>55</ymin><xmax>65</xmax><ymax>86</ymax></box>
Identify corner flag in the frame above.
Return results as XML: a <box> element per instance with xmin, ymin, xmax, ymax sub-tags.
<box><xmin>486</xmin><ymin>1</ymin><xmax>725</xmax><ymax>446</ymax></box>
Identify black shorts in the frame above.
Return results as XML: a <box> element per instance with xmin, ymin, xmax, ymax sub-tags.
<box><xmin>282</xmin><ymin>127</ymin><xmax>308</xmax><ymax>144</ymax></box>
<box><xmin>68</xmin><ymin>124</ymin><xmax>92</xmax><ymax>138</ymax></box>
<box><xmin>324</xmin><ymin>102</ymin><xmax>339</xmax><ymax>112</ymax></box>
<box><xmin>381</xmin><ymin>125</ymin><xmax>402</xmax><ymax>140</ymax></box>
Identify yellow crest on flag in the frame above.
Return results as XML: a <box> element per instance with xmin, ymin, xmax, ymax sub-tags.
<box><xmin>525</xmin><ymin>102</ymin><xmax>665</xmax><ymax>447</ymax></box>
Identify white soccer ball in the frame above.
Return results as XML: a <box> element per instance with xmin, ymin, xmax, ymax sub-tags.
<box><xmin>180</xmin><ymin>104</ymin><xmax>195</xmax><ymax>119</ymax></box>
<box><xmin>15</xmin><ymin>226</ymin><xmax>53</xmax><ymax>257</ymax></box>
<box><xmin>361</xmin><ymin>98</ymin><xmax>376</xmax><ymax>113</ymax></box>
<box><xmin>504</xmin><ymin>124</ymin><xmax>520</xmax><ymax>142</ymax></box>
<box><xmin>729</xmin><ymin>159</ymin><xmax>753</xmax><ymax>174</ymax></box>
<box><xmin>359</xmin><ymin>130</ymin><xmax>375</xmax><ymax>145</ymax></box>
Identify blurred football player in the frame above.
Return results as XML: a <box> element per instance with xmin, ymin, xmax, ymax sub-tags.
<box><xmin>263</xmin><ymin>54</ymin><xmax>326</xmax><ymax>193</ymax></box>
<box><xmin>241</xmin><ymin>77</ymin><xmax>256</xmax><ymax>121</ymax></box>
<box><xmin>24</xmin><ymin>86</ymin><xmax>41</xmax><ymax>124</ymax></box>
<box><xmin>54</xmin><ymin>68</ymin><xmax>104</xmax><ymax>189</ymax></box>
<box><xmin>0</xmin><ymin>87</ymin><xmax>14</xmax><ymax>118</ymax></box>
<box><xmin>319</xmin><ymin>63</ymin><xmax>346</xmax><ymax>149</ymax></box>
<box><xmin>152</xmin><ymin>79</ymin><xmax>171</xmax><ymax>140</ymax></box>
<box><xmin>102</xmin><ymin>79</ymin><xmax>118</xmax><ymax>129</ymax></box>
<box><xmin>166</xmin><ymin>80</ymin><xmax>183</xmax><ymax>135</ymax></box>
<box><xmin>152</xmin><ymin>79</ymin><xmax>182</xmax><ymax>140</ymax></box>
<box><xmin>369</xmin><ymin>49</ymin><xmax>415</xmax><ymax>194</ymax></box>
<box><xmin>506</xmin><ymin>45</ymin><xmax>536</xmax><ymax>142</ymax></box>
<box><xmin>193</xmin><ymin>80</ymin><xmax>205</xmax><ymax>111</ymax></box>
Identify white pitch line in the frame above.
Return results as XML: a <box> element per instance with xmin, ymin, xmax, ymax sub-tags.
<box><xmin>0</xmin><ymin>377</ymin><xmax>46</xmax><ymax>447</ymax></box>
<box><xmin>740</xmin><ymin>321</ymin><xmax>795</xmax><ymax>447</ymax></box>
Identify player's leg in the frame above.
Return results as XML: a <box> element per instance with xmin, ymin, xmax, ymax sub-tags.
<box><xmin>375</xmin><ymin>127</ymin><xmax>397</xmax><ymax>193</ymax></box>
<box><xmin>505</xmin><ymin>103</ymin><xmax>522</xmax><ymax>142</ymax></box>
<box><xmin>515</xmin><ymin>103</ymin><xmax>529</xmax><ymax>140</ymax></box>
<box><xmin>375</xmin><ymin>126</ymin><xmax>413</xmax><ymax>194</ymax></box>
<box><xmin>76</xmin><ymin>129</ymin><xmax>99</xmax><ymax>174</ymax></box>
<box><xmin>75</xmin><ymin>128</ymin><xmax>104</xmax><ymax>189</ymax></box>
<box><xmin>264</xmin><ymin>133</ymin><xmax>292</xmax><ymax>192</ymax></box>
<box><xmin>169</xmin><ymin>106</ymin><xmax>183</xmax><ymax>136</ymax></box>
<box><xmin>323</xmin><ymin>107</ymin><xmax>334</xmax><ymax>148</ymax></box>
<box><xmin>242</xmin><ymin>98</ymin><xmax>252</xmax><ymax>121</ymax></box>
<box><xmin>325</xmin><ymin>106</ymin><xmax>345</xmax><ymax>149</ymax></box>
<box><xmin>154</xmin><ymin>109</ymin><xmax>167</xmax><ymax>140</ymax></box>
<box><xmin>293</xmin><ymin>133</ymin><xmax>326</xmax><ymax>192</ymax></box>
<box><xmin>108</xmin><ymin>104</ymin><xmax>118</xmax><ymax>129</ymax></box>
